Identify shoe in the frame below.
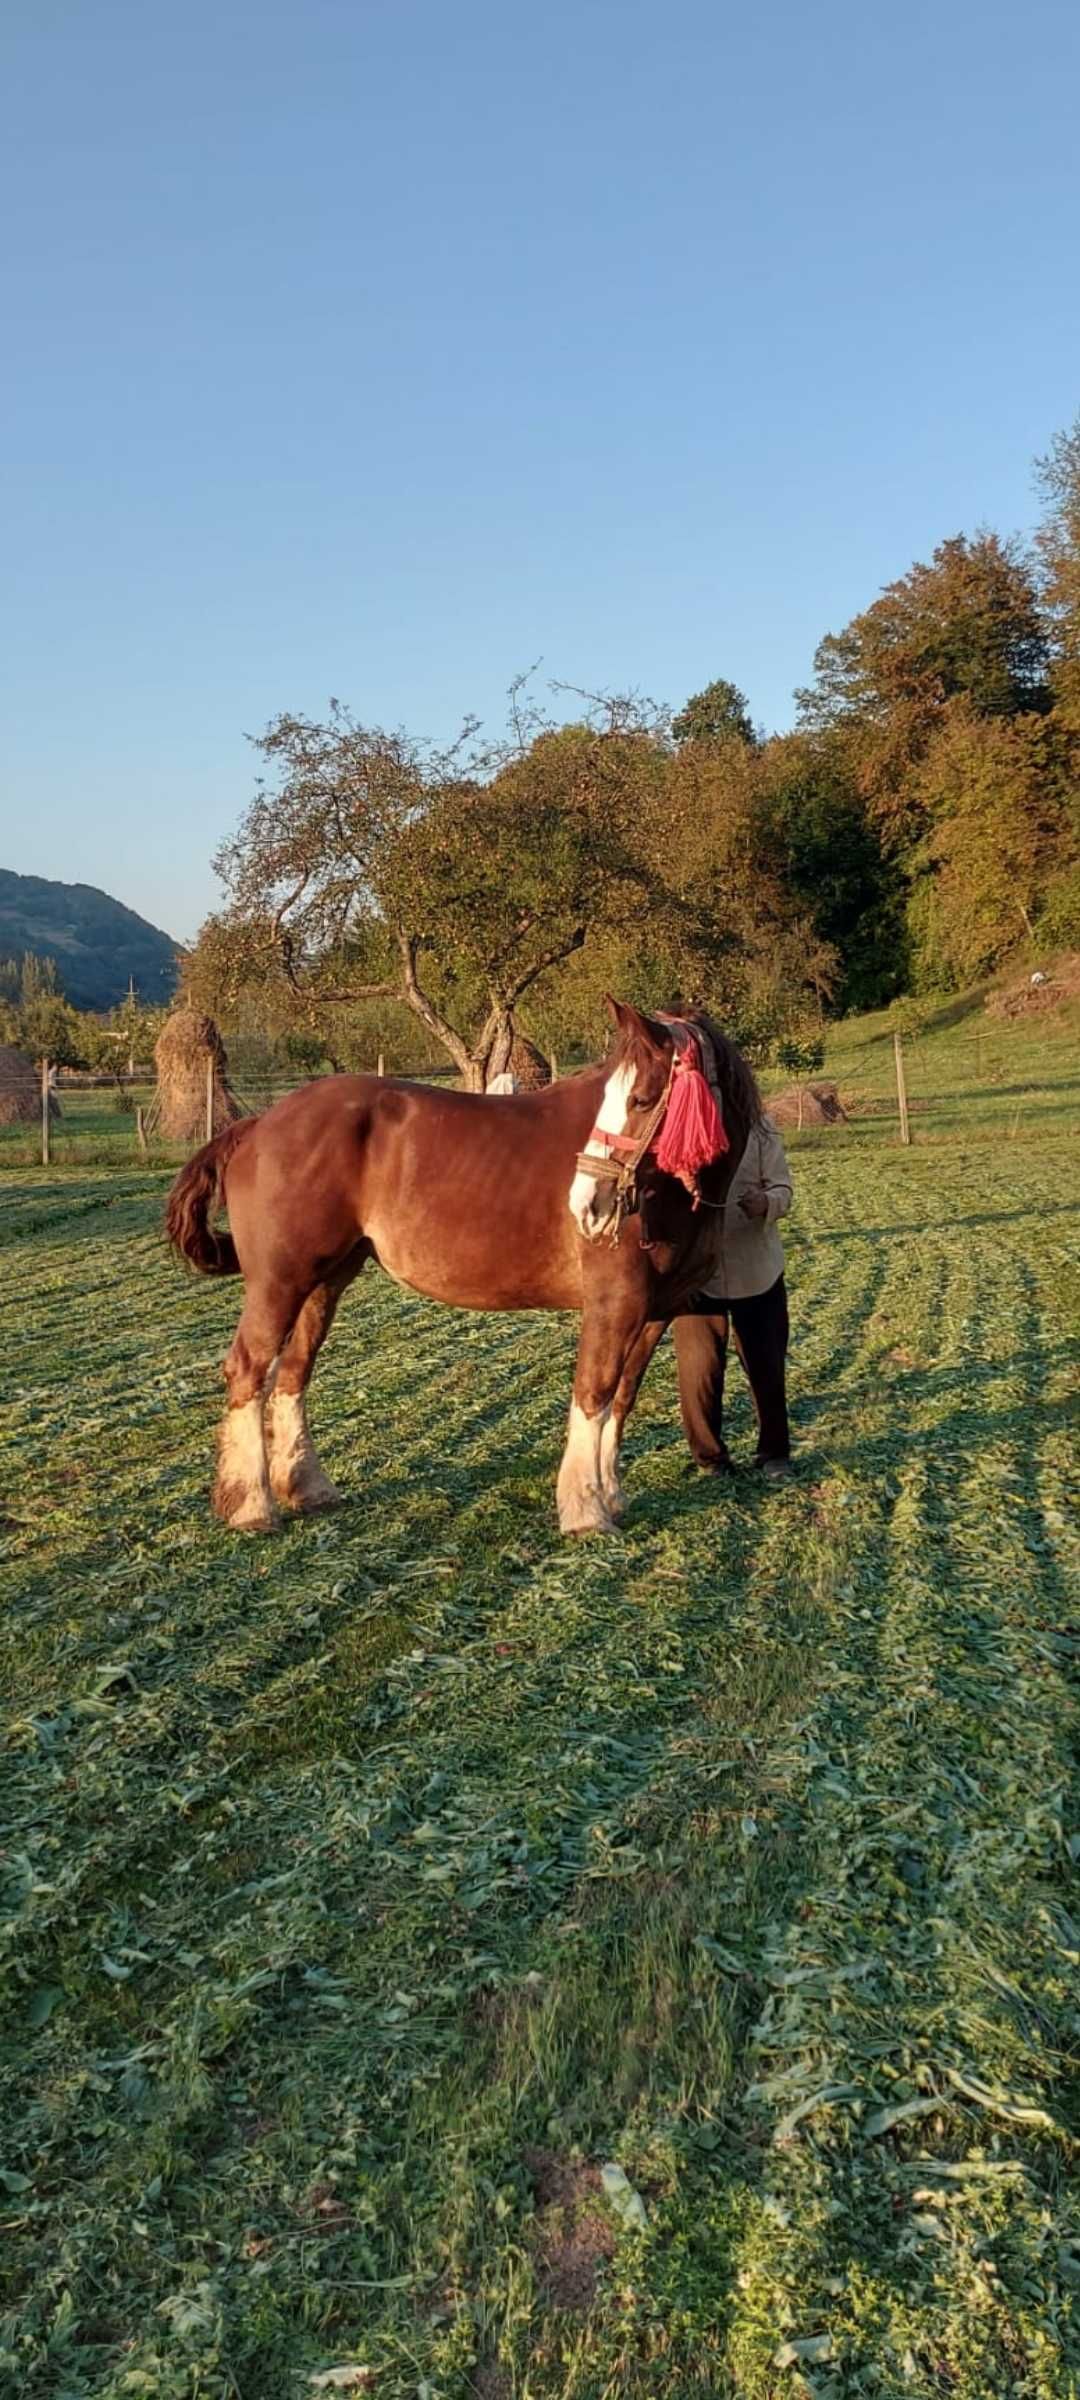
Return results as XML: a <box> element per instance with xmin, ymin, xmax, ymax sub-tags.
<box><xmin>754</xmin><ymin>1455</ymin><xmax>794</xmax><ymax>1481</ymax></box>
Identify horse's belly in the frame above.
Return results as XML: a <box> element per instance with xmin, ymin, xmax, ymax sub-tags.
<box><xmin>366</xmin><ymin>1213</ymin><xmax>582</xmax><ymax>1313</ymax></box>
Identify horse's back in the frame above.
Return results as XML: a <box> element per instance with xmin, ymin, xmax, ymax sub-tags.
<box><xmin>222</xmin><ymin>1070</ymin><xmax>598</xmax><ymax>1311</ymax></box>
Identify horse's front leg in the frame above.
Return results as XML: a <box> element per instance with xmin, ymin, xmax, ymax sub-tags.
<box><xmin>601</xmin><ymin>1319</ymin><xmax>669</xmax><ymax>1521</ymax></box>
<box><xmin>558</xmin><ymin>1301</ymin><xmax>651</xmax><ymax>1537</ymax></box>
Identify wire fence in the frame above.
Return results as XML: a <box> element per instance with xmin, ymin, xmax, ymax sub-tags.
<box><xmin>0</xmin><ymin>1052</ymin><xmax>458</xmax><ymax>1171</ymax></box>
<box><xmin>1</xmin><ymin>1012</ymin><xmax>1076</xmax><ymax>1175</ymax></box>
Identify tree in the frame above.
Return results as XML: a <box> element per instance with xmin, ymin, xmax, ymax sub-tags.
<box><xmin>774</xmin><ymin>1032</ymin><xmax>825</xmax><ymax>1079</ymax></box>
<box><xmin>774</xmin><ymin>1029</ymin><xmax>827</xmax><ymax>1129</ymax></box>
<box><xmin>906</xmin><ymin>703</ymin><xmax>1074</xmax><ymax>986</ymax></box>
<box><xmin>17</xmin><ymin>992</ymin><xmax>88</xmax><ymax>1070</ymax></box>
<box><xmin>82</xmin><ymin>990</ymin><xmax>167</xmax><ymax>1102</ymax></box>
<box><xmin>672</xmin><ymin>677</ymin><xmax>757</xmax><ymax>748</ymax></box>
<box><xmin>795</xmin><ymin>533</ymin><xmax>1051</xmax><ymax>866</ymax></box>
<box><xmin>203</xmin><ymin>703</ymin><xmax>664</xmax><ymax>1089</ymax></box>
<box><xmin>655</xmin><ymin>735</ymin><xmax>839</xmax><ymax>1047</ymax></box>
<box><xmin>754</xmin><ymin>731</ymin><xmax>907</xmax><ymax>1011</ymax></box>
<box><xmin>1035</xmin><ymin>413</ymin><xmax>1080</xmax><ymax>733</ymax></box>
<box><xmin>1</xmin><ymin>952</ymin><xmax>88</xmax><ymax>1067</ymax></box>
<box><xmin>797</xmin><ymin>533</ymin><xmax>1050</xmax><ymax>738</ymax></box>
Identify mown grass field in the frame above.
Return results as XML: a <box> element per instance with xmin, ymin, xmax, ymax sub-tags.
<box><xmin>2</xmin><ymin>998</ymin><xmax>1079</xmax><ymax>2399</ymax></box>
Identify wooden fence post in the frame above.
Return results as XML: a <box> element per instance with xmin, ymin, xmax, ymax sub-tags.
<box><xmin>135</xmin><ymin>1105</ymin><xmax>148</xmax><ymax>1155</ymax></box>
<box><xmin>894</xmin><ymin>1029</ymin><xmax>911</xmax><ymax>1147</ymax></box>
<box><xmin>205</xmin><ymin>1055</ymin><xmax>215</xmax><ymax>1145</ymax></box>
<box><xmin>41</xmin><ymin>1057</ymin><xmax>51</xmax><ymax>1168</ymax></box>
<box><xmin>376</xmin><ymin>1051</ymin><xmax>385</xmax><ymax>1078</ymax></box>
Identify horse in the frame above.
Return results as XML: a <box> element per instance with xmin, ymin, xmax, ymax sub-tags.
<box><xmin>165</xmin><ymin>1000</ymin><xmax>761</xmax><ymax>1537</ymax></box>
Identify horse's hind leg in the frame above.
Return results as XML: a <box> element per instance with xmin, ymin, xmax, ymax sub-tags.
<box><xmin>265</xmin><ymin>1254</ymin><xmax>366</xmax><ymax>1513</ymax></box>
<box><xmin>215</xmin><ymin>1281</ymin><xmax>304</xmax><ymax>1532</ymax></box>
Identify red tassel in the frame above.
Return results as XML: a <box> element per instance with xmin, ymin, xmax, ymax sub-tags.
<box><xmin>653</xmin><ymin>1035</ymin><xmax>728</xmax><ymax>1190</ymax></box>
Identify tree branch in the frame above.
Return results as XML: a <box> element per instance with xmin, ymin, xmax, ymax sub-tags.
<box><xmin>307</xmin><ymin>982</ymin><xmax>400</xmax><ymax>1005</ymax></box>
<box><xmin>270</xmin><ymin>871</ymin><xmax>314</xmax><ymax>942</ymax></box>
<box><xmin>502</xmin><ymin>925</ymin><xmax>586</xmax><ymax>1007</ymax></box>
<box><xmin>398</xmin><ymin>933</ymin><xmax>472</xmax><ymax>1074</ymax></box>
<box><xmin>277</xmin><ymin>926</ymin><xmax>397</xmax><ymax>1013</ymax></box>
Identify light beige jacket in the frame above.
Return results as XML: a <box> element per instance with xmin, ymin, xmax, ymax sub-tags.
<box><xmin>700</xmin><ymin>1115</ymin><xmax>793</xmax><ymax>1301</ymax></box>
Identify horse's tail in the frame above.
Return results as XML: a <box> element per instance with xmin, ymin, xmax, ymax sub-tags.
<box><xmin>165</xmin><ymin>1120</ymin><xmax>254</xmax><ymax>1277</ymax></box>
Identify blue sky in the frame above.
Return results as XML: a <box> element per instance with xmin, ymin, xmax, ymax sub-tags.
<box><xmin>2</xmin><ymin>0</ymin><xmax>1079</xmax><ymax>944</ymax></box>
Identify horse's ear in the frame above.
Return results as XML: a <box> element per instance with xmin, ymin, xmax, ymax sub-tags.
<box><xmin>605</xmin><ymin>995</ymin><xmax>669</xmax><ymax>1053</ymax></box>
<box><xmin>604</xmin><ymin>994</ymin><xmax>640</xmax><ymax>1040</ymax></box>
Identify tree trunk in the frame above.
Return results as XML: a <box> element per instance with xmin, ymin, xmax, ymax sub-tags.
<box><xmin>474</xmin><ymin>1010</ymin><xmax>514</xmax><ymax>1091</ymax></box>
<box><xmin>397</xmin><ymin>933</ymin><xmax>474</xmax><ymax>1082</ymax></box>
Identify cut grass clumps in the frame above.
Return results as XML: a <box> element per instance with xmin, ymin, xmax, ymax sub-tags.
<box><xmin>1</xmin><ymin>1021</ymin><xmax>1078</xmax><ymax>2397</ymax></box>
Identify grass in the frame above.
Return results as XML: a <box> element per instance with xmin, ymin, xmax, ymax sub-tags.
<box><xmin>1</xmin><ymin>998</ymin><xmax>1079</xmax><ymax>2399</ymax></box>
<box><xmin>0</xmin><ymin>1089</ymin><xmax>163</xmax><ymax>1174</ymax></box>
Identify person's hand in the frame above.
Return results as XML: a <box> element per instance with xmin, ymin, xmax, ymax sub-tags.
<box><xmin>738</xmin><ymin>1186</ymin><xmax>770</xmax><ymax>1219</ymax></box>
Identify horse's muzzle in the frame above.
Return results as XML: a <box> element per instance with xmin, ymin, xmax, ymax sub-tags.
<box><xmin>569</xmin><ymin>1171</ymin><xmax>617</xmax><ymax>1241</ymax></box>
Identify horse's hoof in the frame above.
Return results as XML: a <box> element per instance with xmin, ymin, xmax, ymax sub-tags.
<box><xmin>218</xmin><ymin>1502</ymin><xmax>279</xmax><ymax>1534</ymax></box>
<box><xmin>277</xmin><ymin>1477</ymin><xmax>344</xmax><ymax>1515</ymax></box>
<box><xmin>213</xmin><ymin>1481</ymin><xmax>279</xmax><ymax>1533</ymax></box>
<box><xmin>559</xmin><ymin>1504</ymin><xmax>618</xmax><ymax>1537</ymax></box>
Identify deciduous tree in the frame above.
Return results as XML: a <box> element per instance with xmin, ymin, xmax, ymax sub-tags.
<box><xmin>1035</xmin><ymin>413</ymin><xmax>1080</xmax><ymax>733</ymax></box>
<box><xmin>907</xmin><ymin>703</ymin><xmax>1073</xmax><ymax>984</ymax></box>
<box><xmin>200</xmin><ymin>703</ymin><xmax>663</xmax><ymax>1088</ymax></box>
<box><xmin>672</xmin><ymin>676</ymin><xmax>757</xmax><ymax>748</ymax></box>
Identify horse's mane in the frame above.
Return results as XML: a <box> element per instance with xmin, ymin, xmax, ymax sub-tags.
<box><xmin>689</xmin><ymin>1010</ymin><xmax>763</xmax><ymax>1131</ymax></box>
<box><xmin>609</xmin><ymin>1008</ymin><xmax>762</xmax><ymax>1131</ymax></box>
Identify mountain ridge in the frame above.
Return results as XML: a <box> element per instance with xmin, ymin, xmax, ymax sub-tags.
<box><xmin>0</xmin><ymin>868</ymin><xmax>182</xmax><ymax>1011</ymax></box>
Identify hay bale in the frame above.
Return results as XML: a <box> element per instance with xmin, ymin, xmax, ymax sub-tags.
<box><xmin>484</xmin><ymin>1034</ymin><xmax>552</xmax><ymax>1094</ymax></box>
<box><xmin>768</xmin><ymin>1081</ymin><xmax>848</xmax><ymax>1128</ymax></box>
<box><xmin>508</xmin><ymin>1035</ymin><xmax>552</xmax><ymax>1089</ymax></box>
<box><xmin>0</xmin><ymin>1044</ymin><xmax>59</xmax><ymax>1125</ymax></box>
<box><xmin>153</xmin><ymin>1009</ymin><xmax>243</xmax><ymax>1142</ymax></box>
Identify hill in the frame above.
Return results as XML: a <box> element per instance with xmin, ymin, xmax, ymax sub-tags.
<box><xmin>0</xmin><ymin>868</ymin><xmax>181</xmax><ymax>1010</ymax></box>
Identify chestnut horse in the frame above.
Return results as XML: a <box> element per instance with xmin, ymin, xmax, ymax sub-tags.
<box><xmin>165</xmin><ymin>1001</ymin><xmax>760</xmax><ymax>1535</ymax></box>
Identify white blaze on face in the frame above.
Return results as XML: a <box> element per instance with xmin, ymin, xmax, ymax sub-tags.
<box><xmin>568</xmin><ymin>1060</ymin><xmax>636</xmax><ymax>1239</ymax></box>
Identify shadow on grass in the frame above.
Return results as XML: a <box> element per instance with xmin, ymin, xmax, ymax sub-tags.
<box><xmin>809</xmin><ymin>1197</ymin><xmax>1080</xmax><ymax>1242</ymax></box>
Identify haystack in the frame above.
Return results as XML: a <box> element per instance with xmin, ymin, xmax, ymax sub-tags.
<box><xmin>0</xmin><ymin>1044</ymin><xmax>60</xmax><ymax>1125</ymax></box>
<box><xmin>484</xmin><ymin>1034</ymin><xmax>552</xmax><ymax>1094</ymax></box>
<box><xmin>769</xmin><ymin>1081</ymin><xmax>848</xmax><ymax>1129</ymax></box>
<box><xmin>152</xmin><ymin>1010</ymin><xmax>243</xmax><ymax>1142</ymax></box>
<box><xmin>508</xmin><ymin>1034</ymin><xmax>552</xmax><ymax>1089</ymax></box>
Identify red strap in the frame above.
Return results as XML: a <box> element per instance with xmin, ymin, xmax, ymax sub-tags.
<box><xmin>585</xmin><ymin>1124</ymin><xmax>639</xmax><ymax>1159</ymax></box>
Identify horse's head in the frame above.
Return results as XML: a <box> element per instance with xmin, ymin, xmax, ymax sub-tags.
<box><xmin>568</xmin><ymin>999</ymin><xmax>680</xmax><ymax>1241</ymax></box>
<box><xmin>568</xmin><ymin>997</ymin><xmax>761</xmax><ymax>1243</ymax></box>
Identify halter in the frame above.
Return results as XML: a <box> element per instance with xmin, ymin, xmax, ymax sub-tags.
<box><xmin>573</xmin><ymin>1050</ymin><xmax>678</xmax><ymax>1246</ymax></box>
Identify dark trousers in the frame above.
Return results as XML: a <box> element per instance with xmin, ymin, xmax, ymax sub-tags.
<box><xmin>672</xmin><ymin>1274</ymin><xmax>790</xmax><ymax>1467</ymax></box>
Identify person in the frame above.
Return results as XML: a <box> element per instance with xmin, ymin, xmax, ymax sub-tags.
<box><xmin>673</xmin><ymin>1111</ymin><xmax>794</xmax><ymax>1479</ymax></box>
